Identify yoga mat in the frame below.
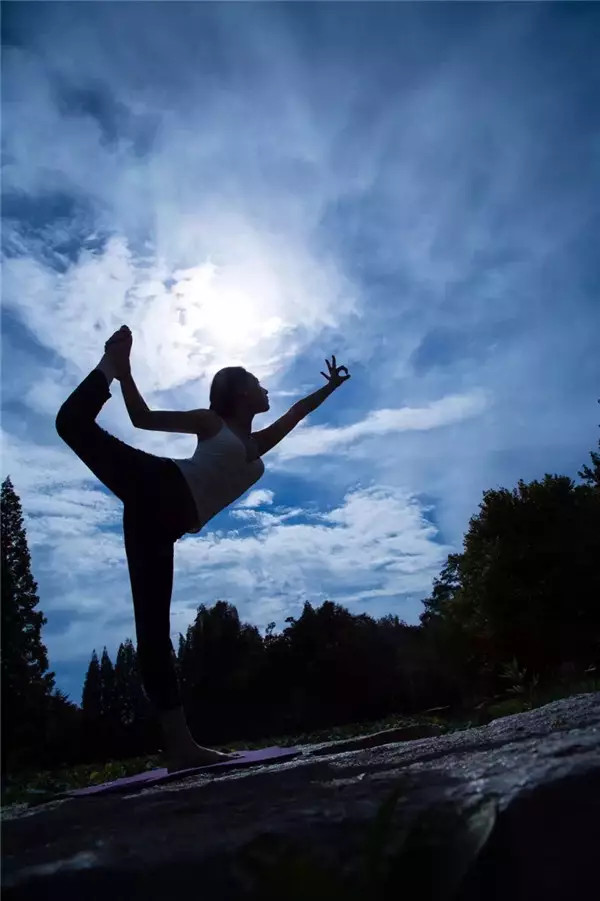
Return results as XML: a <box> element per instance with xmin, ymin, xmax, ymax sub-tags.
<box><xmin>68</xmin><ymin>746</ymin><xmax>301</xmax><ymax>797</ymax></box>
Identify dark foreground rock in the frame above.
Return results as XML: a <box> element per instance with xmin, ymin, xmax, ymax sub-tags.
<box><xmin>2</xmin><ymin>693</ymin><xmax>599</xmax><ymax>901</ymax></box>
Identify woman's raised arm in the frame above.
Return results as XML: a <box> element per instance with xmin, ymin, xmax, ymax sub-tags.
<box><xmin>252</xmin><ymin>355</ymin><xmax>350</xmax><ymax>456</ymax></box>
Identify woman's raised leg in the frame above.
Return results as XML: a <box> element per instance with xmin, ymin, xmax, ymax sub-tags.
<box><xmin>55</xmin><ymin>329</ymin><xmax>150</xmax><ymax>502</ymax></box>
<box><xmin>56</xmin><ymin>369</ymin><xmax>152</xmax><ymax>503</ymax></box>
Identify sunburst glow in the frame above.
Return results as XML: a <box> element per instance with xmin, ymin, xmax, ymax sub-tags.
<box><xmin>173</xmin><ymin>261</ymin><xmax>277</xmax><ymax>352</ymax></box>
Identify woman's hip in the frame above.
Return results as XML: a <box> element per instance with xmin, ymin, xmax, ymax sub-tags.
<box><xmin>124</xmin><ymin>457</ymin><xmax>197</xmax><ymax>540</ymax></box>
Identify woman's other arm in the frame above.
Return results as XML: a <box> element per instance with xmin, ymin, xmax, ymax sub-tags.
<box><xmin>252</xmin><ymin>355</ymin><xmax>350</xmax><ymax>456</ymax></box>
<box><xmin>120</xmin><ymin>372</ymin><xmax>217</xmax><ymax>436</ymax></box>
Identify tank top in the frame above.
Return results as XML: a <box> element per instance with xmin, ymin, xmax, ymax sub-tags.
<box><xmin>170</xmin><ymin>422</ymin><xmax>265</xmax><ymax>534</ymax></box>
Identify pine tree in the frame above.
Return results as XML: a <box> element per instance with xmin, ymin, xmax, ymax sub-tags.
<box><xmin>81</xmin><ymin>649</ymin><xmax>102</xmax><ymax>720</ymax></box>
<box><xmin>81</xmin><ymin>648</ymin><xmax>111</xmax><ymax>759</ymax></box>
<box><xmin>1</xmin><ymin>476</ymin><xmax>55</xmax><ymax>769</ymax></box>
<box><xmin>113</xmin><ymin>639</ymin><xmax>144</xmax><ymax>727</ymax></box>
<box><xmin>99</xmin><ymin>647</ymin><xmax>115</xmax><ymax>718</ymax></box>
<box><xmin>113</xmin><ymin>638</ymin><xmax>153</xmax><ymax>756</ymax></box>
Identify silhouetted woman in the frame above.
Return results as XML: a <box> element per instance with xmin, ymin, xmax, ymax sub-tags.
<box><xmin>55</xmin><ymin>325</ymin><xmax>350</xmax><ymax>771</ymax></box>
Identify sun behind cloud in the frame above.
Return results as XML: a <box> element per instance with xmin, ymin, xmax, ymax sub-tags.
<box><xmin>169</xmin><ymin>259</ymin><xmax>286</xmax><ymax>365</ymax></box>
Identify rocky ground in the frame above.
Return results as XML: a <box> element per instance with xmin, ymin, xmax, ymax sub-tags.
<box><xmin>2</xmin><ymin>692</ymin><xmax>599</xmax><ymax>900</ymax></box>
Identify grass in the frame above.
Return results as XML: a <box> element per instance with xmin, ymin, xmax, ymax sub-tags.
<box><xmin>2</xmin><ymin>679</ymin><xmax>598</xmax><ymax>811</ymax></box>
<box><xmin>0</xmin><ymin>754</ymin><xmax>165</xmax><ymax>808</ymax></box>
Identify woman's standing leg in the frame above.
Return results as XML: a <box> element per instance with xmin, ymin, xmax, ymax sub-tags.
<box><xmin>122</xmin><ymin>506</ymin><xmax>180</xmax><ymax>710</ymax></box>
<box><xmin>123</xmin><ymin>505</ymin><xmax>232</xmax><ymax>770</ymax></box>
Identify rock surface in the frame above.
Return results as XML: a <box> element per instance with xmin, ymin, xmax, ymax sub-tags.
<box><xmin>2</xmin><ymin>693</ymin><xmax>599</xmax><ymax>900</ymax></box>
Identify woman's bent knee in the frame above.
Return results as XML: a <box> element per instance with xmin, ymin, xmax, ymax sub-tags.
<box><xmin>55</xmin><ymin>401</ymin><xmax>82</xmax><ymax>442</ymax></box>
<box><xmin>55</xmin><ymin>405</ymin><xmax>72</xmax><ymax>440</ymax></box>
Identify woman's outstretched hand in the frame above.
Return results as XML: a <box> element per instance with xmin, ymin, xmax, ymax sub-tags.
<box><xmin>321</xmin><ymin>355</ymin><xmax>351</xmax><ymax>388</ymax></box>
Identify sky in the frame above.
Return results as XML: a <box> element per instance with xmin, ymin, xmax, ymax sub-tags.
<box><xmin>2</xmin><ymin>2</ymin><xmax>599</xmax><ymax>706</ymax></box>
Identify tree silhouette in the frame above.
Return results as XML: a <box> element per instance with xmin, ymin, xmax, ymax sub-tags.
<box><xmin>1</xmin><ymin>477</ymin><xmax>55</xmax><ymax>771</ymax></box>
<box><xmin>420</xmin><ymin>465</ymin><xmax>600</xmax><ymax>688</ymax></box>
<box><xmin>100</xmin><ymin>647</ymin><xmax>115</xmax><ymax>718</ymax></box>
<box><xmin>178</xmin><ymin>601</ymin><xmax>265</xmax><ymax>743</ymax></box>
<box><xmin>82</xmin><ymin>650</ymin><xmax>102</xmax><ymax>720</ymax></box>
<box><xmin>578</xmin><ymin>437</ymin><xmax>600</xmax><ymax>491</ymax></box>
<box><xmin>113</xmin><ymin>639</ymin><xmax>145</xmax><ymax>727</ymax></box>
<box><xmin>80</xmin><ymin>650</ymin><xmax>103</xmax><ymax>757</ymax></box>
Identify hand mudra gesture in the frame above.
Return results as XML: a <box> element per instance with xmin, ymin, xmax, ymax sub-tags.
<box><xmin>321</xmin><ymin>355</ymin><xmax>351</xmax><ymax>388</ymax></box>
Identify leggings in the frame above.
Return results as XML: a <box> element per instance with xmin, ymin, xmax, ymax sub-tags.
<box><xmin>55</xmin><ymin>369</ymin><xmax>198</xmax><ymax>711</ymax></box>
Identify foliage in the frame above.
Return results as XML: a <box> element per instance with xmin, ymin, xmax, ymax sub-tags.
<box><xmin>79</xmin><ymin>640</ymin><xmax>154</xmax><ymax>762</ymax></box>
<box><xmin>420</xmin><ymin>445</ymin><xmax>600</xmax><ymax>688</ymax></box>
<box><xmin>81</xmin><ymin>650</ymin><xmax>102</xmax><ymax>721</ymax></box>
<box><xmin>499</xmin><ymin>656</ymin><xmax>539</xmax><ymax>705</ymax></box>
<box><xmin>1</xmin><ymin>477</ymin><xmax>57</xmax><ymax>772</ymax></box>
<box><xmin>578</xmin><ymin>410</ymin><xmax>600</xmax><ymax>489</ymax></box>
<box><xmin>0</xmin><ymin>753</ymin><xmax>163</xmax><ymax>808</ymax></box>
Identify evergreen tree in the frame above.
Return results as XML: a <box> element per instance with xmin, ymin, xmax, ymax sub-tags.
<box><xmin>117</xmin><ymin>640</ymin><xmax>149</xmax><ymax>716</ymax></box>
<box><xmin>99</xmin><ymin>646</ymin><xmax>115</xmax><ymax>717</ymax></box>
<box><xmin>81</xmin><ymin>650</ymin><xmax>102</xmax><ymax>720</ymax></box>
<box><xmin>82</xmin><ymin>648</ymin><xmax>117</xmax><ymax>760</ymax></box>
<box><xmin>1</xmin><ymin>476</ymin><xmax>55</xmax><ymax>770</ymax></box>
<box><xmin>114</xmin><ymin>639</ymin><xmax>138</xmax><ymax>728</ymax></box>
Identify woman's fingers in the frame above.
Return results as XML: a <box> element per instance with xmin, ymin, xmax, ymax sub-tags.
<box><xmin>321</xmin><ymin>356</ymin><xmax>350</xmax><ymax>383</ymax></box>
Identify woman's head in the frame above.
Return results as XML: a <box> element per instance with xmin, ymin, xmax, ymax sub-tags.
<box><xmin>209</xmin><ymin>367</ymin><xmax>269</xmax><ymax>418</ymax></box>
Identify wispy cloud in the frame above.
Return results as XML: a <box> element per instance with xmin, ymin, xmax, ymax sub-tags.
<box><xmin>271</xmin><ymin>392</ymin><xmax>488</xmax><ymax>460</ymax></box>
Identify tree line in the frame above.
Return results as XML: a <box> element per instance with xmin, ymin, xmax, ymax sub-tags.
<box><xmin>2</xmin><ymin>434</ymin><xmax>599</xmax><ymax>772</ymax></box>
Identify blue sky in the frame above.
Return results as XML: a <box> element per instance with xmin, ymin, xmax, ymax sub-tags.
<box><xmin>2</xmin><ymin>3</ymin><xmax>599</xmax><ymax>706</ymax></box>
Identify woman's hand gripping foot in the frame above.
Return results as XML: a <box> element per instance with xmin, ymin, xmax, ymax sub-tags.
<box><xmin>104</xmin><ymin>325</ymin><xmax>133</xmax><ymax>381</ymax></box>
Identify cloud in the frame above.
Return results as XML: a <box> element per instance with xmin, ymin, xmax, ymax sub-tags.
<box><xmin>174</xmin><ymin>483</ymin><xmax>449</xmax><ymax>629</ymax></box>
<box><xmin>237</xmin><ymin>489</ymin><xmax>275</xmax><ymax>508</ymax></box>
<box><xmin>270</xmin><ymin>391</ymin><xmax>488</xmax><ymax>460</ymax></box>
